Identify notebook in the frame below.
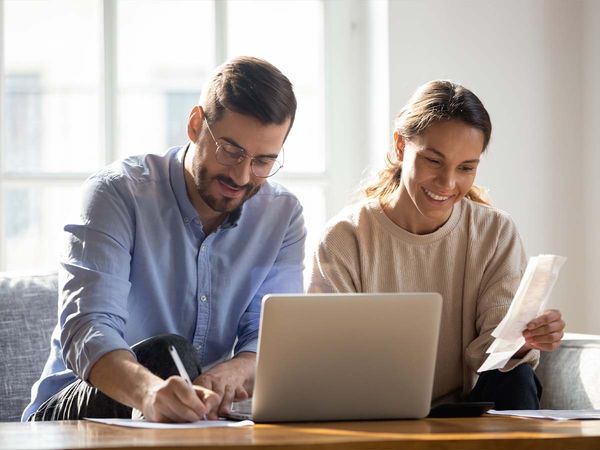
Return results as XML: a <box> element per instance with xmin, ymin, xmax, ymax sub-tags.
<box><xmin>227</xmin><ymin>292</ymin><xmax>442</xmax><ymax>422</ymax></box>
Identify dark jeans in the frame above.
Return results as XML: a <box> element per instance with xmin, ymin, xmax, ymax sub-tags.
<box><xmin>30</xmin><ymin>334</ymin><xmax>201</xmax><ymax>421</ymax></box>
<box><xmin>467</xmin><ymin>364</ymin><xmax>542</xmax><ymax>410</ymax></box>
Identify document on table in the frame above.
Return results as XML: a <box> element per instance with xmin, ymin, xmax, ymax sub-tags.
<box><xmin>487</xmin><ymin>409</ymin><xmax>600</xmax><ymax>420</ymax></box>
<box><xmin>84</xmin><ymin>417</ymin><xmax>254</xmax><ymax>429</ymax></box>
<box><xmin>478</xmin><ymin>254</ymin><xmax>566</xmax><ymax>373</ymax></box>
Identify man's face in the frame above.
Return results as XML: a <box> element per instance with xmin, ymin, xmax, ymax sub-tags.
<box><xmin>186</xmin><ymin>107</ymin><xmax>290</xmax><ymax>216</ymax></box>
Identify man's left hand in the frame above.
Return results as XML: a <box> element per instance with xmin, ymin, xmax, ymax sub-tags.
<box><xmin>522</xmin><ymin>309</ymin><xmax>565</xmax><ymax>352</ymax></box>
<box><xmin>194</xmin><ymin>352</ymin><xmax>255</xmax><ymax>418</ymax></box>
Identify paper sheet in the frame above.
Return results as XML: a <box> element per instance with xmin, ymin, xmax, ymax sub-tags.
<box><xmin>84</xmin><ymin>417</ymin><xmax>254</xmax><ymax>429</ymax></box>
<box><xmin>487</xmin><ymin>409</ymin><xmax>600</xmax><ymax>420</ymax></box>
<box><xmin>478</xmin><ymin>254</ymin><xmax>566</xmax><ymax>372</ymax></box>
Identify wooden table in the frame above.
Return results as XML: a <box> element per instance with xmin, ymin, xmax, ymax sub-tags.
<box><xmin>2</xmin><ymin>416</ymin><xmax>600</xmax><ymax>449</ymax></box>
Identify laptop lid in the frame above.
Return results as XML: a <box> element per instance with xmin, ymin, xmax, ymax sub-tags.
<box><xmin>251</xmin><ymin>293</ymin><xmax>442</xmax><ymax>422</ymax></box>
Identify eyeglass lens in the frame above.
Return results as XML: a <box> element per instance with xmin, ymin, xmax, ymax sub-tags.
<box><xmin>216</xmin><ymin>144</ymin><xmax>282</xmax><ymax>178</ymax></box>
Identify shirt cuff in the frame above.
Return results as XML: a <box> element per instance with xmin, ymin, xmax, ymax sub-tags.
<box><xmin>500</xmin><ymin>348</ymin><xmax>540</xmax><ymax>372</ymax></box>
<box><xmin>234</xmin><ymin>338</ymin><xmax>258</xmax><ymax>355</ymax></box>
<box><xmin>66</xmin><ymin>323</ymin><xmax>135</xmax><ymax>381</ymax></box>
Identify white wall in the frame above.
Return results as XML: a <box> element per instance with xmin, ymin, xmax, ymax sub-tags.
<box><xmin>323</xmin><ymin>0</ymin><xmax>371</xmax><ymax>217</ymax></box>
<box><xmin>380</xmin><ymin>0</ymin><xmax>599</xmax><ymax>333</ymax></box>
<box><xmin>583</xmin><ymin>0</ymin><xmax>600</xmax><ymax>333</ymax></box>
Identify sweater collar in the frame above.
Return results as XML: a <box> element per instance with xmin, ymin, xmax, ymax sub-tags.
<box><xmin>370</xmin><ymin>198</ymin><xmax>463</xmax><ymax>244</ymax></box>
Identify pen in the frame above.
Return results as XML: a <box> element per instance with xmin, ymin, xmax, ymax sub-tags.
<box><xmin>168</xmin><ymin>345</ymin><xmax>208</xmax><ymax>421</ymax></box>
<box><xmin>168</xmin><ymin>345</ymin><xmax>193</xmax><ymax>385</ymax></box>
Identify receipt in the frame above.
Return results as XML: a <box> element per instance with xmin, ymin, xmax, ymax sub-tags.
<box><xmin>478</xmin><ymin>254</ymin><xmax>566</xmax><ymax>372</ymax></box>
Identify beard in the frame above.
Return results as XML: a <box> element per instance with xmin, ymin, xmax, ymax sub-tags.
<box><xmin>192</xmin><ymin>161</ymin><xmax>261</xmax><ymax>214</ymax></box>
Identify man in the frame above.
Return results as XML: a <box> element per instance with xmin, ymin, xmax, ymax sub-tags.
<box><xmin>23</xmin><ymin>56</ymin><xmax>305</xmax><ymax>422</ymax></box>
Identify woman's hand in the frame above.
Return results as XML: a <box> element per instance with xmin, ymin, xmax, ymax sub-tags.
<box><xmin>521</xmin><ymin>309</ymin><xmax>565</xmax><ymax>352</ymax></box>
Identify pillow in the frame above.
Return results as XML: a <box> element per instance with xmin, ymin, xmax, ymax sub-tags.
<box><xmin>537</xmin><ymin>333</ymin><xmax>600</xmax><ymax>409</ymax></box>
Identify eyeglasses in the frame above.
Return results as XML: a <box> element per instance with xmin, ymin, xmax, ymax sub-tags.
<box><xmin>203</xmin><ymin>118</ymin><xmax>284</xmax><ymax>178</ymax></box>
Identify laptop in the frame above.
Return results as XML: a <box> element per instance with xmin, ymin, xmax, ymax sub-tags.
<box><xmin>227</xmin><ymin>292</ymin><xmax>442</xmax><ymax>422</ymax></box>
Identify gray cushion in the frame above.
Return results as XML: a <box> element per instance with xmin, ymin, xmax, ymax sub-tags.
<box><xmin>0</xmin><ymin>272</ymin><xmax>58</xmax><ymax>421</ymax></box>
<box><xmin>537</xmin><ymin>334</ymin><xmax>600</xmax><ymax>409</ymax></box>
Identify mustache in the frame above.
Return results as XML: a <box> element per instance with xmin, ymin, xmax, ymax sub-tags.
<box><xmin>216</xmin><ymin>175</ymin><xmax>252</xmax><ymax>191</ymax></box>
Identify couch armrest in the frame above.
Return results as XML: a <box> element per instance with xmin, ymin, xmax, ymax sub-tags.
<box><xmin>536</xmin><ymin>332</ymin><xmax>600</xmax><ymax>409</ymax></box>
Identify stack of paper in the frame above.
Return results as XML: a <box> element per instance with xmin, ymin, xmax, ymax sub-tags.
<box><xmin>487</xmin><ymin>409</ymin><xmax>600</xmax><ymax>420</ymax></box>
<box><xmin>478</xmin><ymin>254</ymin><xmax>566</xmax><ymax>373</ymax></box>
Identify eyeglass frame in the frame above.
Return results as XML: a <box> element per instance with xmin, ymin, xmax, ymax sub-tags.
<box><xmin>202</xmin><ymin>117</ymin><xmax>284</xmax><ymax>178</ymax></box>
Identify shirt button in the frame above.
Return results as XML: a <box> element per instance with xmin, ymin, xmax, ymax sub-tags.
<box><xmin>184</xmin><ymin>217</ymin><xmax>190</xmax><ymax>224</ymax></box>
<box><xmin>200</xmin><ymin>295</ymin><xmax>207</xmax><ymax>302</ymax></box>
<box><xmin>200</xmin><ymin>246</ymin><xmax>206</xmax><ymax>252</ymax></box>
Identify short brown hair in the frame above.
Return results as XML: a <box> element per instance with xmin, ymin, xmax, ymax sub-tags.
<box><xmin>201</xmin><ymin>56</ymin><xmax>297</xmax><ymax>135</ymax></box>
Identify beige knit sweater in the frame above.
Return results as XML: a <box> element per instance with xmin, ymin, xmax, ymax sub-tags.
<box><xmin>308</xmin><ymin>198</ymin><xmax>539</xmax><ymax>402</ymax></box>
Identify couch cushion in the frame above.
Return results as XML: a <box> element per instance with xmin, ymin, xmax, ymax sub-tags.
<box><xmin>0</xmin><ymin>271</ymin><xmax>58</xmax><ymax>422</ymax></box>
<box><xmin>537</xmin><ymin>333</ymin><xmax>600</xmax><ymax>409</ymax></box>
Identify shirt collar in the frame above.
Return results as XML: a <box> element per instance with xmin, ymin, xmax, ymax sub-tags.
<box><xmin>223</xmin><ymin>206</ymin><xmax>242</xmax><ymax>228</ymax></box>
<box><xmin>170</xmin><ymin>145</ymin><xmax>200</xmax><ymax>224</ymax></box>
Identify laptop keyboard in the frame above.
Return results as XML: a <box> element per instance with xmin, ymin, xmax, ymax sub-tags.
<box><xmin>226</xmin><ymin>398</ymin><xmax>253</xmax><ymax>420</ymax></box>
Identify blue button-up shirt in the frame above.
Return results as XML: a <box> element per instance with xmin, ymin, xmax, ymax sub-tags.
<box><xmin>22</xmin><ymin>146</ymin><xmax>306</xmax><ymax>421</ymax></box>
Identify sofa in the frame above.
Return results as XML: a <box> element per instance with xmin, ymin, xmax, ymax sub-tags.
<box><xmin>1</xmin><ymin>271</ymin><xmax>599</xmax><ymax>422</ymax></box>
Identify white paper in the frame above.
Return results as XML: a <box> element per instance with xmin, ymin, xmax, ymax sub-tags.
<box><xmin>487</xmin><ymin>409</ymin><xmax>600</xmax><ymax>420</ymax></box>
<box><xmin>478</xmin><ymin>254</ymin><xmax>566</xmax><ymax>372</ymax></box>
<box><xmin>84</xmin><ymin>417</ymin><xmax>254</xmax><ymax>429</ymax></box>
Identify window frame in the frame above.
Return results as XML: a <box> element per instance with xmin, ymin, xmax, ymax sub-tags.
<box><xmin>0</xmin><ymin>0</ymin><xmax>370</xmax><ymax>271</ymax></box>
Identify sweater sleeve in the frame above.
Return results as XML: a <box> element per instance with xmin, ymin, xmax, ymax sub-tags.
<box><xmin>307</xmin><ymin>219</ymin><xmax>362</xmax><ymax>293</ymax></box>
<box><xmin>464</xmin><ymin>214</ymin><xmax>540</xmax><ymax>373</ymax></box>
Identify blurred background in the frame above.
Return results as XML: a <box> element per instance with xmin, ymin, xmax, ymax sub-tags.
<box><xmin>1</xmin><ymin>0</ymin><xmax>598</xmax><ymax>333</ymax></box>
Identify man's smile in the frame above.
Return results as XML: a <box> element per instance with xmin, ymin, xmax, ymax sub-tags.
<box><xmin>216</xmin><ymin>176</ymin><xmax>249</xmax><ymax>199</ymax></box>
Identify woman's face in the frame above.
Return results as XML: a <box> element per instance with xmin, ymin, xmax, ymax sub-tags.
<box><xmin>392</xmin><ymin>119</ymin><xmax>485</xmax><ymax>234</ymax></box>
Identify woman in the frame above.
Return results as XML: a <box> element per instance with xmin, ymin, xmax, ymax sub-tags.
<box><xmin>308</xmin><ymin>80</ymin><xmax>565</xmax><ymax>409</ymax></box>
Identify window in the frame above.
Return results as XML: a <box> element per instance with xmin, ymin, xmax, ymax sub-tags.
<box><xmin>115</xmin><ymin>0</ymin><xmax>215</xmax><ymax>158</ymax></box>
<box><xmin>1</xmin><ymin>0</ymin><xmax>103</xmax><ymax>270</ymax></box>
<box><xmin>0</xmin><ymin>0</ymin><xmax>338</xmax><ymax>281</ymax></box>
<box><xmin>225</xmin><ymin>0</ymin><xmax>326</xmax><ymax>277</ymax></box>
<box><xmin>4</xmin><ymin>74</ymin><xmax>42</xmax><ymax>170</ymax></box>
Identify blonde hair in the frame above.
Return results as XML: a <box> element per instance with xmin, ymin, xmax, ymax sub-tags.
<box><xmin>364</xmin><ymin>80</ymin><xmax>492</xmax><ymax>206</ymax></box>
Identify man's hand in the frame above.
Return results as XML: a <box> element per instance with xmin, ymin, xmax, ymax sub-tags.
<box><xmin>517</xmin><ymin>309</ymin><xmax>565</xmax><ymax>356</ymax></box>
<box><xmin>89</xmin><ymin>349</ymin><xmax>220</xmax><ymax>423</ymax></box>
<box><xmin>194</xmin><ymin>352</ymin><xmax>256</xmax><ymax>418</ymax></box>
<box><xmin>141</xmin><ymin>376</ymin><xmax>220</xmax><ymax>423</ymax></box>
